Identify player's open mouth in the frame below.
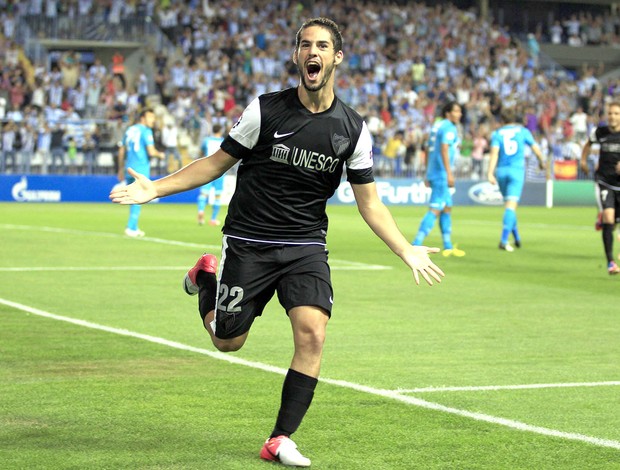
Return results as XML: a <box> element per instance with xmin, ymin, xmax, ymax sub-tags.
<box><xmin>306</xmin><ymin>62</ymin><xmax>321</xmax><ymax>80</ymax></box>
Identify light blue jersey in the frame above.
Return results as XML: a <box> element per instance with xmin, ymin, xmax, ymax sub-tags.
<box><xmin>122</xmin><ymin>123</ymin><xmax>154</xmax><ymax>179</ymax></box>
<box><xmin>490</xmin><ymin>124</ymin><xmax>536</xmax><ymax>170</ymax></box>
<box><xmin>490</xmin><ymin>124</ymin><xmax>537</xmax><ymax>202</ymax></box>
<box><xmin>426</xmin><ymin>118</ymin><xmax>460</xmax><ymax>181</ymax></box>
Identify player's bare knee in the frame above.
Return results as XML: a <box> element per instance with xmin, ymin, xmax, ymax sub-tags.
<box><xmin>212</xmin><ymin>336</ymin><xmax>246</xmax><ymax>352</ymax></box>
<box><xmin>296</xmin><ymin>327</ymin><xmax>326</xmax><ymax>353</ymax></box>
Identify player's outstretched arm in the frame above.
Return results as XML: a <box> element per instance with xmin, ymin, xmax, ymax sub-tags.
<box><xmin>110</xmin><ymin>168</ymin><xmax>157</xmax><ymax>205</ymax></box>
<box><xmin>532</xmin><ymin>144</ymin><xmax>547</xmax><ymax>171</ymax></box>
<box><xmin>351</xmin><ymin>182</ymin><xmax>444</xmax><ymax>286</ymax></box>
<box><xmin>580</xmin><ymin>140</ymin><xmax>592</xmax><ymax>176</ymax></box>
<box><xmin>110</xmin><ymin>150</ymin><xmax>238</xmax><ymax>205</ymax></box>
<box><xmin>487</xmin><ymin>146</ymin><xmax>499</xmax><ymax>185</ymax></box>
<box><xmin>400</xmin><ymin>244</ymin><xmax>444</xmax><ymax>286</ymax></box>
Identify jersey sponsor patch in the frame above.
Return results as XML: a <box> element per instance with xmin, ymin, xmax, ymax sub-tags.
<box><xmin>269</xmin><ymin>143</ymin><xmax>340</xmax><ymax>173</ymax></box>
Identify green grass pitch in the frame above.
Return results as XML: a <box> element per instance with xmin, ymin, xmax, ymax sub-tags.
<box><xmin>1</xmin><ymin>202</ymin><xmax>619</xmax><ymax>469</ymax></box>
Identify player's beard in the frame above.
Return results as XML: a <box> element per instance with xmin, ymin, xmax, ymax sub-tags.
<box><xmin>298</xmin><ymin>61</ymin><xmax>335</xmax><ymax>92</ymax></box>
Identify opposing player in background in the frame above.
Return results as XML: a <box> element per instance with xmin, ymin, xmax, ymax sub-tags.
<box><xmin>580</xmin><ymin>101</ymin><xmax>620</xmax><ymax>274</ymax></box>
<box><xmin>197</xmin><ymin>123</ymin><xmax>226</xmax><ymax>226</ymax></box>
<box><xmin>111</xmin><ymin>17</ymin><xmax>444</xmax><ymax>466</ymax></box>
<box><xmin>487</xmin><ymin>108</ymin><xmax>546</xmax><ymax>252</ymax></box>
<box><xmin>117</xmin><ymin>108</ymin><xmax>164</xmax><ymax>237</ymax></box>
<box><xmin>412</xmin><ymin>101</ymin><xmax>466</xmax><ymax>257</ymax></box>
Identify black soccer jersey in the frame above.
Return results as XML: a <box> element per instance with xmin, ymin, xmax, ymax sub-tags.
<box><xmin>590</xmin><ymin>126</ymin><xmax>620</xmax><ymax>189</ymax></box>
<box><xmin>220</xmin><ymin>87</ymin><xmax>374</xmax><ymax>243</ymax></box>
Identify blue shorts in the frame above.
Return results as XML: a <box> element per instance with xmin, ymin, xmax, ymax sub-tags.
<box><xmin>200</xmin><ymin>176</ymin><xmax>224</xmax><ymax>195</ymax></box>
<box><xmin>428</xmin><ymin>178</ymin><xmax>453</xmax><ymax>211</ymax></box>
<box><xmin>496</xmin><ymin>168</ymin><xmax>524</xmax><ymax>203</ymax></box>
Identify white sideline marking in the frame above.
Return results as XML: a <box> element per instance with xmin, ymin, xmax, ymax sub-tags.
<box><xmin>0</xmin><ymin>224</ymin><xmax>392</xmax><ymax>271</ymax></box>
<box><xmin>1</xmin><ymin>297</ymin><xmax>619</xmax><ymax>451</ymax></box>
<box><xmin>0</xmin><ymin>223</ymin><xmax>220</xmax><ymax>250</ymax></box>
<box><xmin>397</xmin><ymin>382</ymin><xmax>620</xmax><ymax>393</ymax></box>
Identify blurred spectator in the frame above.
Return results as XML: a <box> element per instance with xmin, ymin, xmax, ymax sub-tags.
<box><xmin>83</xmin><ymin>127</ymin><xmax>99</xmax><ymax>174</ymax></box>
<box><xmin>1</xmin><ymin>121</ymin><xmax>17</xmax><ymax>173</ymax></box>
<box><xmin>471</xmin><ymin>129</ymin><xmax>488</xmax><ymax>180</ymax></box>
<box><xmin>381</xmin><ymin>130</ymin><xmax>406</xmax><ymax>177</ymax></box>
<box><xmin>37</xmin><ymin>123</ymin><xmax>52</xmax><ymax>174</ymax></box>
<box><xmin>59</xmin><ymin>51</ymin><xmax>80</xmax><ymax>89</ymax></box>
<box><xmin>111</xmin><ymin>51</ymin><xmax>125</xmax><ymax>87</ymax></box>
<box><xmin>49</xmin><ymin>124</ymin><xmax>66</xmax><ymax>174</ymax></box>
<box><xmin>526</xmin><ymin>33</ymin><xmax>540</xmax><ymax>68</ymax></box>
<box><xmin>66</xmin><ymin>136</ymin><xmax>78</xmax><ymax>174</ymax></box>
<box><xmin>550</xmin><ymin>21</ymin><xmax>563</xmax><ymax>44</ymax></box>
<box><xmin>161</xmin><ymin>117</ymin><xmax>181</xmax><ymax>173</ymax></box>
<box><xmin>88</xmin><ymin>57</ymin><xmax>107</xmax><ymax>82</ymax></box>
<box><xmin>569</xmin><ymin>106</ymin><xmax>589</xmax><ymax>143</ymax></box>
<box><xmin>18</xmin><ymin>125</ymin><xmax>35</xmax><ymax>174</ymax></box>
<box><xmin>85</xmin><ymin>80</ymin><xmax>101</xmax><ymax>118</ymax></box>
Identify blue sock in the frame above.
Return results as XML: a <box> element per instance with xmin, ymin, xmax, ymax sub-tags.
<box><xmin>413</xmin><ymin>211</ymin><xmax>437</xmax><ymax>245</ymax></box>
<box><xmin>127</xmin><ymin>205</ymin><xmax>142</xmax><ymax>231</ymax></box>
<box><xmin>211</xmin><ymin>197</ymin><xmax>221</xmax><ymax>220</ymax></box>
<box><xmin>439</xmin><ymin>212</ymin><xmax>453</xmax><ymax>250</ymax></box>
<box><xmin>512</xmin><ymin>220</ymin><xmax>520</xmax><ymax>244</ymax></box>
<box><xmin>501</xmin><ymin>208</ymin><xmax>516</xmax><ymax>245</ymax></box>
<box><xmin>197</xmin><ymin>193</ymin><xmax>207</xmax><ymax>213</ymax></box>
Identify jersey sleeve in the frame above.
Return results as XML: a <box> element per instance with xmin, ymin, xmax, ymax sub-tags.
<box><xmin>221</xmin><ymin>97</ymin><xmax>261</xmax><ymax>159</ymax></box>
<box><xmin>490</xmin><ymin>130</ymin><xmax>500</xmax><ymax>148</ymax></box>
<box><xmin>440</xmin><ymin>123</ymin><xmax>457</xmax><ymax>145</ymax></box>
<box><xmin>144</xmin><ymin>127</ymin><xmax>155</xmax><ymax>147</ymax></box>
<box><xmin>523</xmin><ymin>128</ymin><xmax>536</xmax><ymax>147</ymax></box>
<box><xmin>346</xmin><ymin>121</ymin><xmax>374</xmax><ymax>184</ymax></box>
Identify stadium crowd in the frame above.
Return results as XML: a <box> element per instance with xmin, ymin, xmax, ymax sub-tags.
<box><xmin>544</xmin><ymin>11</ymin><xmax>620</xmax><ymax>47</ymax></box>
<box><xmin>0</xmin><ymin>0</ymin><xmax>618</xmax><ymax>178</ymax></box>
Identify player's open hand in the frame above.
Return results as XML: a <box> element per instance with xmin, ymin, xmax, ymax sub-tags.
<box><xmin>404</xmin><ymin>245</ymin><xmax>445</xmax><ymax>286</ymax></box>
<box><xmin>109</xmin><ymin>168</ymin><xmax>157</xmax><ymax>205</ymax></box>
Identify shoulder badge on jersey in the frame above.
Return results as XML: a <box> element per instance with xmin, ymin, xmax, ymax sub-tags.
<box><xmin>332</xmin><ymin>133</ymin><xmax>350</xmax><ymax>156</ymax></box>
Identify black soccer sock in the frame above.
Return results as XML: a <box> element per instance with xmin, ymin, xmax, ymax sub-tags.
<box><xmin>602</xmin><ymin>223</ymin><xmax>614</xmax><ymax>263</ymax></box>
<box><xmin>270</xmin><ymin>369</ymin><xmax>318</xmax><ymax>438</ymax></box>
<box><xmin>197</xmin><ymin>271</ymin><xmax>217</xmax><ymax>322</ymax></box>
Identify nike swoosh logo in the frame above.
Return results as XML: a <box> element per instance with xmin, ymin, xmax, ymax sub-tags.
<box><xmin>274</xmin><ymin>131</ymin><xmax>294</xmax><ymax>138</ymax></box>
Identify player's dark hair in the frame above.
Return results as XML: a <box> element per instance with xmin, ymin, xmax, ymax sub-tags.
<box><xmin>441</xmin><ymin>101</ymin><xmax>459</xmax><ymax>118</ymax></box>
<box><xmin>501</xmin><ymin>107</ymin><xmax>517</xmax><ymax>123</ymax></box>
<box><xmin>295</xmin><ymin>17</ymin><xmax>343</xmax><ymax>53</ymax></box>
<box><xmin>139</xmin><ymin>108</ymin><xmax>154</xmax><ymax>119</ymax></box>
<box><xmin>212</xmin><ymin>123</ymin><xmax>223</xmax><ymax>134</ymax></box>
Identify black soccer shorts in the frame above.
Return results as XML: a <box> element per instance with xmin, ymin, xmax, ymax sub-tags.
<box><xmin>597</xmin><ymin>183</ymin><xmax>620</xmax><ymax>212</ymax></box>
<box><xmin>213</xmin><ymin>236</ymin><xmax>333</xmax><ymax>339</ymax></box>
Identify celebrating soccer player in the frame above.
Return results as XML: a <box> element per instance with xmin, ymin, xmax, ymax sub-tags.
<box><xmin>110</xmin><ymin>17</ymin><xmax>444</xmax><ymax>466</ymax></box>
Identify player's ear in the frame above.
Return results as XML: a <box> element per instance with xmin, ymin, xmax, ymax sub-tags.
<box><xmin>334</xmin><ymin>50</ymin><xmax>343</xmax><ymax>66</ymax></box>
<box><xmin>292</xmin><ymin>49</ymin><xmax>298</xmax><ymax>65</ymax></box>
